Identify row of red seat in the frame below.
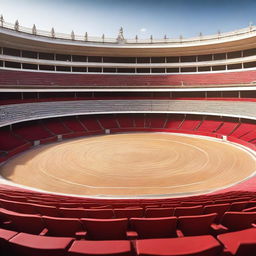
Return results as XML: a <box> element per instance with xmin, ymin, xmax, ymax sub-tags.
<box><xmin>0</xmin><ymin>184</ymin><xmax>256</xmax><ymax>205</ymax></box>
<box><xmin>1</xmin><ymin>206</ymin><xmax>256</xmax><ymax>238</ymax></box>
<box><xmin>0</xmin><ymin>185</ymin><xmax>256</xmax><ymax>255</ymax></box>
<box><xmin>1</xmin><ymin>197</ymin><xmax>256</xmax><ymax>218</ymax></box>
<box><xmin>1</xmin><ymin>190</ymin><xmax>256</xmax><ymax>241</ymax></box>
<box><xmin>1</xmin><ymin>114</ymin><xmax>256</xmax><ymax>162</ymax></box>
<box><xmin>2</xmin><ymin>227</ymin><xmax>256</xmax><ymax>256</ymax></box>
<box><xmin>0</xmin><ymin>184</ymin><xmax>255</xmax><ymax>211</ymax></box>
<box><xmin>3</xmin><ymin>114</ymin><xmax>255</xmax><ymax>145</ymax></box>
<box><xmin>0</xmin><ymin>188</ymin><xmax>255</xmax><ymax>255</ymax></box>
<box><xmin>1</xmin><ymin>69</ymin><xmax>256</xmax><ymax>86</ymax></box>
<box><xmin>0</xmin><ymin>114</ymin><xmax>256</xmax><ymax>140</ymax></box>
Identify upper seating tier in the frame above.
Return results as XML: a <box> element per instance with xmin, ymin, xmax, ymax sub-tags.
<box><xmin>1</xmin><ymin>69</ymin><xmax>256</xmax><ymax>87</ymax></box>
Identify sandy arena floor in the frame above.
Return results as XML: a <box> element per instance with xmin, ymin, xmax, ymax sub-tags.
<box><xmin>1</xmin><ymin>133</ymin><xmax>256</xmax><ymax>197</ymax></box>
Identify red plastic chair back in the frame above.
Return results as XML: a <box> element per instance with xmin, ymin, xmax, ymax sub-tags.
<box><xmin>178</xmin><ymin>213</ymin><xmax>217</xmax><ymax>236</ymax></box>
<box><xmin>81</xmin><ymin>218</ymin><xmax>128</xmax><ymax>240</ymax></box>
<box><xmin>130</xmin><ymin>217</ymin><xmax>177</xmax><ymax>239</ymax></box>
<box><xmin>221</xmin><ymin>212</ymin><xmax>256</xmax><ymax>231</ymax></box>
<box><xmin>145</xmin><ymin>207</ymin><xmax>174</xmax><ymax>218</ymax></box>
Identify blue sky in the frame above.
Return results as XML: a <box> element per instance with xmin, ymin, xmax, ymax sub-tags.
<box><xmin>0</xmin><ymin>0</ymin><xmax>255</xmax><ymax>39</ymax></box>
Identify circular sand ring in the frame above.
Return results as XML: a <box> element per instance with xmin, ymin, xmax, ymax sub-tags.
<box><xmin>1</xmin><ymin>133</ymin><xmax>256</xmax><ymax>198</ymax></box>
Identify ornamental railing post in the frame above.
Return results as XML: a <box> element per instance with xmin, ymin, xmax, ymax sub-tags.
<box><xmin>14</xmin><ymin>20</ymin><xmax>19</xmax><ymax>31</ymax></box>
<box><xmin>84</xmin><ymin>32</ymin><xmax>88</xmax><ymax>41</ymax></box>
<box><xmin>0</xmin><ymin>15</ymin><xmax>4</xmax><ymax>27</ymax></box>
<box><xmin>71</xmin><ymin>30</ymin><xmax>75</xmax><ymax>40</ymax></box>
<box><xmin>218</xmin><ymin>30</ymin><xmax>221</xmax><ymax>39</ymax></box>
<box><xmin>32</xmin><ymin>24</ymin><xmax>37</xmax><ymax>35</ymax></box>
<box><xmin>51</xmin><ymin>27</ymin><xmax>55</xmax><ymax>38</ymax></box>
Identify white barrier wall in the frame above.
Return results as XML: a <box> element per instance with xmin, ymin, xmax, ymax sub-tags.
<box><xmin>1</xmin><ymin>99</ymin><xmax>256</xmax><ymax>127</ymax></box>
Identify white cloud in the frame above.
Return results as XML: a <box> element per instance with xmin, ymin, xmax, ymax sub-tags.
<box><xmin>140</xmin><ymin>28</ymin><xmax>147</xmax><ymax>33</ymax></box>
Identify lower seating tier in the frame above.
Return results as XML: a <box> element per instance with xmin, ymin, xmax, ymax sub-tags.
<box><xmin>1</xmin><ymin>227</ymin><xmax>256</xmax><ymax>256</ymax></box>
<box><xmin>1</xmin><ymin>113</ymin><xmax>256</xmax><ymax>163</ymax></box>
<box><xmin>1</xmin><ymin>114</ymin><xmax>256</xmax><ymax>254</ymax></box>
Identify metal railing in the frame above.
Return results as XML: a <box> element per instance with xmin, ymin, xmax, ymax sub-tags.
<box><xmin>0</xmin><ymin>16</ymin><xmax>256</xmax><ymax>45</ymax></box>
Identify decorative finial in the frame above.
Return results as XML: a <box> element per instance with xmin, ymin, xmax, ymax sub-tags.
<box><xmin>32</xmin><ymin>24</ymin><xmax>37</xmax><ymax>35</ymax></box>
<box><xmin>217</xmin><ymin>30</ymin><xmax>221</xmax><ymax>38</ymax></box>
<box><xmin>84</xmin><ymin>32</ymin><xmax>88</xmax><ymax>41</ymax></box>
<box><xmin>71</xmin><ymin>30</ymin><xmax>75</xmax><ymax>40</ymax></box>
<box><xmin>0</xmin><ymin>15</ymin><xmax>4</xmax><ymax>27</ymax></box>
<box><xmin>117</xmin><ymin>27</ymin><xmax>125</xmax><ymax>43</ymax></box>
<box><xmin>249</xmin><ymin>21</ymin><xmax>253</xmax><ymax>31</ymax></box>
<box><xmin>14</xmin><ymin>20</ymin><xmax>19</xmax><ymax>31</ymax></box>
<box><xmin>51</xmin><ymin>27</ymin><xmax>55</xmax><ymax>38</ymax></box>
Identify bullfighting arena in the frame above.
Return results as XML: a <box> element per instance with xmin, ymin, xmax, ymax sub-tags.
<box><xmin>1</xmin><ymin>133</ymin><xmax>256</xmax><ymax>198</ymax></box>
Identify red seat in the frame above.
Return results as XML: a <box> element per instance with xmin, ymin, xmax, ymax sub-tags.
<box><xmin>42</xmin><ymin>216</ymin><xmax>86</xmax><ymax>238</ymax></box>
<box><xmin>212</xmin><ymin>212</ymin><xmax>256</xmax><ymax>233</ymax></box>
<box><xmin>114</xmin><ymin>208</ymin><xmax>144</xmax><ymax>218</ymax></box>
<box><xmin>243</xmin><ymin>206</ymin><xmax>256</xmax><ymax>212</ymax></box>
<box><xmin>68</xmin><ymin>240</ymin><xmax>131</xmax><ymax>256</ymax></box>
<box><xmin>90</xmin><ymin>205</ymin><xmax>113</xmax><ymax>209</ymax></box>
<box><xmin>221</xmin><ymin>212</ymin><xmax>256</xmax><ymax>231</ymax></box>
<box><xmin>13</xmin><ymin>122</ymin><xmax>52</xmax><ymax>141</ymax></box>
<box><xmin>32</xmin><ymin>204</ymin><xmax>60</xmax><ymax>217</ymax></box>
<box><xmin>84</xmin><ymin>209</ymin><xmax>114</xmax><ymax>219</ymax></box>
<box><xmin>145</xmin><ymin>208</ymin><xmax>174</xmax><ymax>218</ymax></box>
<box><xmin>9</xmin><ymin>232</ymin><xmax>74</xmax><ymax>256</ymax></box>
<box><xmin>244</xmin><ymin>200</ymin><xmax>256</xmax><ymax>209</ymax></box>
<box><xmin>0</xmin><ymin>199</ymin><xmax>38</xmax><ymax>214</ymax></box>
<box><xmin>135</xmin><ymin>235</ymin><xmax>222</xmax><ymax>256</ymax></box>
<box><xmin>80</xmin><ymin>218</ymin><xmax>128</xmax><ymax>240</ymax></box>
<box><xmin>0</xmin><ymin>130</ymin><xmax>27</xmax><ymax>151</ymax></box>
<box><xmin>178</xmin><ymin>213</ymin><xmax>217</xmax><ymax>236</ymax></box>
<box><xmin>203</xmin><ymin>203</ymin><xmax>230</xmax><ymax>223</ymax></box>
<box><xmin>130</xmin><ymin>217</ymin><xmax>177</xmax><ymax>239</ymax></box>
<box><xmin>142</xmin><ymin>204</ymin><xmax>160</xmax><ymax>208</ymax></box>
<box><xmin>217</xmin><ymin>228</ymin><xmax>256</xmax><ymax>256</ymax></box>
<box><xmin>59</xmin><ymin>207</ymin><xmax>87</xmax><ymax>218</ymax></box>
<box><xmin>229</xmin><ymin>201</ymin><xmax>248</xmax><ymax>211</ymax></box>
<box><xmin>0</xmin><ymin>208</ymin><xmax>45</xmax><ymax>234</ymax></box>
<box><xmin>59</xmin><ymin>203</ymin><xmax>82</xmax><ymax>208</ymax></box>
<box><xmin>180</xmin><ymin>201</ymin><xmax>212</xmax><ymax>207</ymax></box>
<box><xmin>161</xmin><ymin>203</ymin><xmax>180</xmax><ymax>208</ymax></box>
<box><xmin>0</xmin><ymin>228</ymin><xmax>18</xmax><ymax>253</ymax></box>
<box><xmin>174</xmin><ymin>205</ymin><xmax>203</xmax><ymax>217</ymax></box>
